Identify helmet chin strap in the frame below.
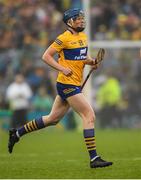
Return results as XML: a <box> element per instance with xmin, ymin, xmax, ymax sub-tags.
<box><xmin>67</xmin><ymin>18</ymin><xmax>85</xmax><ymax>32</ymax></box>
<box><xmin>67</xmin><ymin>24</ymin><xmax>84</xmax><ymax>32</ymax></box>
<box><xmin>74</xmin><ymin>27</ymin><xmax>85</xmax><ymax>32</ymax></box>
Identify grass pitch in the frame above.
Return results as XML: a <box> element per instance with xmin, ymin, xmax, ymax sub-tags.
<box><xmin>0</xmin><ymin>127</ymin><xmax>141</xmax><ymax>179</ymax></box>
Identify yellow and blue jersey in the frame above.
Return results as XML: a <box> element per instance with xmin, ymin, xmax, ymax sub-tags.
<box><xmin>50</xmin><ymin>30</ymin><xmax>88</xmax><ymax>86</ymax></box>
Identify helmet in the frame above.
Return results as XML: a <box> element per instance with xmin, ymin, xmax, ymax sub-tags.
<box><xmin>63</xmin><ymin>8</ymin><xmax>84</xmax><ymax>24</ymax></box>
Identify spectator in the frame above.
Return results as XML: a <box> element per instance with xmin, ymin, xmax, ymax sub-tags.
<box><xmin>6</xmin><ymin>74</ymin><xmax>33</xmax><ymax>128</ymax></box>
<box><xmin>96</xmin><ymin>73</ymin><xmax>122</xmax><ymax>128</ymax></box>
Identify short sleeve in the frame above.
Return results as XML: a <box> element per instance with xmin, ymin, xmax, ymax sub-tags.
<box><xmin>50</xmin><ymin>34</ymin><xmax>66</xmax><ymax>52</ymax></box>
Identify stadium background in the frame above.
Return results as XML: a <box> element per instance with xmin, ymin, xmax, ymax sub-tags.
<box><xmin>0</xmin><ymin>0</ymin><xmax>141</xmax><ymax>178</ymax></box>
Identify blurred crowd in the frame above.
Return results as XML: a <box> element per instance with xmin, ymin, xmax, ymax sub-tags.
<box><xmin>90</xmin><ymin>0</ymin><xmax>141</xmax><ymax>40</ymax></box>
<box><xmin>0</xmin><ymin>0</ymin><xmax>82</xmax><ymax>129</ymax></box>
<box><xmin>0</xmin><ymin>0</ymin><xmax>141</xmax><ymax>129</ymax></box>
<box><xmin>0</xmin><ymin>0</ymin><xmax>81</xmax><ymax>105</ymax></box>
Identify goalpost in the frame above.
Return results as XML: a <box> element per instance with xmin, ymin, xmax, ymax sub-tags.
<box><xmin>82</xmin><ymin>0</ymin><xmax>92</xmax><ymax>103</ymax></box>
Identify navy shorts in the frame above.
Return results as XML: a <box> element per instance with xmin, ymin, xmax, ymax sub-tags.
<box><xmin>56</xmin><ymin>82</ymin><xmax>82</xmax><ymax>101</ymax></box>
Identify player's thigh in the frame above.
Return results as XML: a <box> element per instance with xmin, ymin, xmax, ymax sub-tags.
<box><xmin>50</xmin><ymin>95</ymin><xmax>70</xmax><ymax>119</ymax></box>
<box><xmin>66</xmin><ymin>93</ymin><xmax>95</xmax><ymax>118</ymax></box>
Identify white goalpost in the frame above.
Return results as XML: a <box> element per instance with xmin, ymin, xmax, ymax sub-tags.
<box><xmin>82</xmin><ymin>0</ymin><xmax>92</xmax><ymax>103</ymax></box>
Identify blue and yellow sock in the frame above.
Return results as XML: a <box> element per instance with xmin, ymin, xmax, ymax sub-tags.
<box><xmin>17</xmin><ymin>117</ymin><xmax>45</xmax><ymax>137</ymax></box>
<box><xmin>83</xmin><ymin>129</ymin><xmax>98</xmax><ymax>161</ymax></box>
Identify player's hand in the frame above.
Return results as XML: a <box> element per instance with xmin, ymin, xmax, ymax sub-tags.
<box><xmin>91</xmin><ymin>56</ymin><xmax>104</xmax><ymax>69</ymax></box>
<box><xmin>85</xmin><ymin>58</ymin><xmax>99</xmax><ymax>66</ymax></box>
<box><xmin>91</xmin><ymin>62</ymin><xmax>101</xmax><ymax>69</ymax></box>
<box><xmin>84</xmin><ymin>59</ymin><xmax>95</xmax><ymax>65</ymax></box>
<box><xmin>61</xmin><ymin>67</ymin><xmax>72</xmax><ymax>76</ymax></box>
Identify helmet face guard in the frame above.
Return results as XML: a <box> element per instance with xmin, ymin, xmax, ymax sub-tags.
<box><xmin>71</xmin><ymin>12</ymin><xmax>85</xmax><ymax>22</ymax></box>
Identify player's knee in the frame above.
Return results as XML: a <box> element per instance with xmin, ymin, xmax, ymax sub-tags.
<box><xmin>84</xmin><ymin>110</ymin><xmax>96</xmax><ymax>124</ymax></box>
<box><xmin>87</xmin><ymin>118</ymin><xmax>94</xmax><ymax>125</ymax></box>
<box><xmin>87</xmin><ymin>110</ymin><xmax>95</xmax><ymax>120</ymax></box>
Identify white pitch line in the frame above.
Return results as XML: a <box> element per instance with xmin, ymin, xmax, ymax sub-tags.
<box><xmin>0</xmin><ymin>153</ymin><xmax>38</xmax><ymax>157</ymax></box>
<box><xmin>113</xmin><ymin>157</ymin><xmax>141</xmax><ymax>161</ymax></box>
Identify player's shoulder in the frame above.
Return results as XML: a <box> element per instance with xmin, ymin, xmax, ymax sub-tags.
<box><xmin>54</xmin><ymin>31</ymin><xmax>67</xmax><ymax>45</ymax></box>
<box><xmin>57</xmin><ymin>30</ymin><xmax>69</xmax><ymax>40</ymax></box>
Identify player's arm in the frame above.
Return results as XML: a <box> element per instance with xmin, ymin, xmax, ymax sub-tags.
<box><xmin>42</xmin><ymin>47</ymin><xmax>72</xmax><ymax>76</ymax></box>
